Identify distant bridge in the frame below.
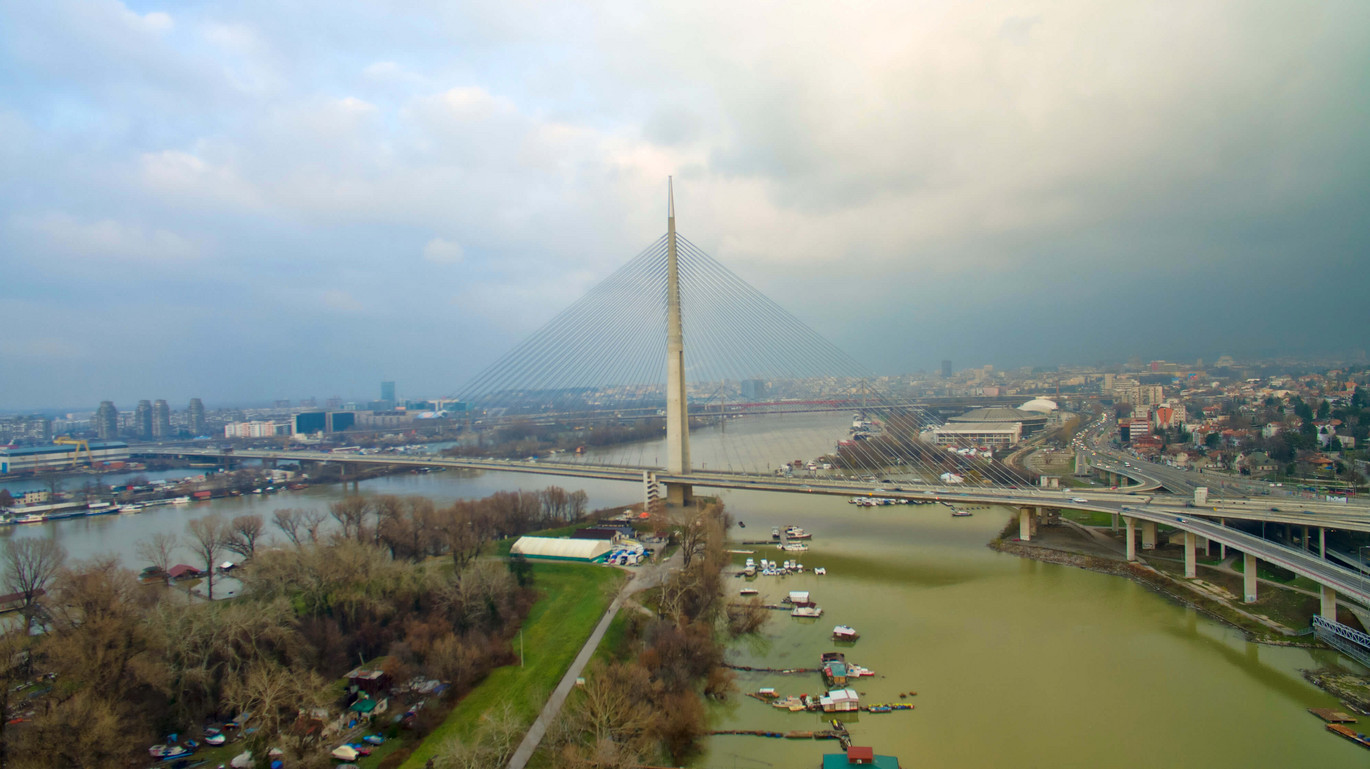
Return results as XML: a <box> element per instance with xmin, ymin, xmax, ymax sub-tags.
<box><xmin>148</xmin><ymin>445</ymin><xmax>1370</xmax><ymax>616</ymax></box>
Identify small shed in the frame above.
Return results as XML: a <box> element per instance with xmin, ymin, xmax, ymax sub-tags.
<box><xmin>787</xmin><ymin>591</ymin><xmax>813</xmax><ymax>607</ymax></box>
<box><xmin>510</xmin><ymin>536</ymin><xmax>613</xmax><ymax>563</ymax></box>
<box><xmin>820</xmin><ymin>688</ymin><xmax>860</xmax><ymax>712</ymax></box>
<box><xmin>347</xmin><ymin>667</ymin><xmax>391</xmax><ymax>695</ymax></box>
<box><xmin>822</xmin><ymin>746</ymin><xmax>901</xmax><ymax>768</ymax></box>
<box><xmin>167</xmin><ymin>564</ymin><xmax>204</xmax><ymax>580</ymax></box>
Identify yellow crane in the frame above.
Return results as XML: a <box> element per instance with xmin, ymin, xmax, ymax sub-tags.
<box><xmin>52</xmin><ymin>437</ymin><xmax>93</xmax><ymax>467</ymax></box>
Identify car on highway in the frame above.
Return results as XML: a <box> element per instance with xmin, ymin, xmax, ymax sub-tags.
<box><xmin>1070</xmin><ymin>497</ymin><xmax>1088</xmax><ymax>503</ymax></box>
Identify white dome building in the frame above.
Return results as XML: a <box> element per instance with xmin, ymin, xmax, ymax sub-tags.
<box><xmin>1018</xmin><ymin>398</ymin><xmax>1059</xmax><ymax>414</ymax></box>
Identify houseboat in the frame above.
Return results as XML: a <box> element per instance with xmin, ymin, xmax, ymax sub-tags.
<box><xmin>819</xmin><ymin>688</ymin><xmax>859</xmax><ymax>712</ymax></box>
<box><xmin>833</xmin><ymin>625</ymin><xmax>860</xmax><ymax>642</ymax></box>
<box><xmin>821</xmin><ymin>652</ymin><xmax>849</xmax><ymax>686</ymax></box>
<box><xmin>792</xmin><ymin>605</ymin><xmax>824</xmax><ymax>618</ymax></box>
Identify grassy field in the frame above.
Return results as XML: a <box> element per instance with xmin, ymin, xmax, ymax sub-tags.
<box><xmin>1060</xmin><ymin>508</ymin><xmax>1118</xmax><ymax>527</ymax></box>
<box><xmin>394</xmin><ymin>562</ymin><xmax>626</xmax><ymax>769</ymax></box>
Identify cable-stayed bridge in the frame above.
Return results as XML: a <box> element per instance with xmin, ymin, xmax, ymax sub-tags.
<box><xmin>152</xmin><ymin>182</ymin><xmax>1370</xmax><ymax>620</ymax></box>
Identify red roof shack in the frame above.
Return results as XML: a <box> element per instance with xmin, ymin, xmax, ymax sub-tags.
<box><xmin>167</xmin><ymin>564</ymin><xmax>204</xmax><ymax>580</ymax></box>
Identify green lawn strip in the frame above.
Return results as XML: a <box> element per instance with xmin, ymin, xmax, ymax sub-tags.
<box><xmin>590</xmin><ymin>610</ymin><xmax>632</xmax><ymax>666</ymax></box>
<box><xmin>397</xmin><ymin>563</ymin><xmax>625</xmax><ymax>769</ymax></box>
<box><xmin>1060</xmin><ymin>509</ymin><xmax>1116</xmax><ymax>527</ymax></box>
<box><xmin>1229</xmin><ymin>557</ymin><xmax>1299</xmax><ymax>583</ymax></box>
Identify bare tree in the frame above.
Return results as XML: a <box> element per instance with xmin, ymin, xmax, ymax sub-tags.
<box><xmin>272</xmin><ymin>508</ymin><xmax>306</xmax><ymax>547</ymax></box>
<box><xmin>568</xmin><ymin>490</ymin><xmax>589</xmax><ymax>520</ymax></box>
<box><xmin>135</xmin><ymin>532</ymin><xmax>176</xmax><ymax>578</ymax></box>
<box><xmin>3</xmin><ymin>539</ymin><xmax>66</xmax><ymax>632</ymax></box>
<box><xmin>329</xmin><ymin>496</ymin><xmax>370</xmax><ymax>542</ymax></box>
<box><xmin>300</xmin><ymin>508</ymin><xmax>328</xmax><ymax>544</ymax></box>
<box><xmin>185</xmin><ymin>515</ymin><xmax>230</xmax><ymax>600</ymax></box>
<box><xmin>224</xmin><ymin>514</ymin><xmax>265</xmax><ymax>561</ymax></box>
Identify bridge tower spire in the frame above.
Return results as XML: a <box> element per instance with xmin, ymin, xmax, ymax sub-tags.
<box><xmin>664</xmin><ymin>178</ymin><xmax>693</xmax><ymax>505</ymax></box>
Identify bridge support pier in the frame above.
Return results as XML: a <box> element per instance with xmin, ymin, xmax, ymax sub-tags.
<box><xmin>1123</xmin><ymin>516</ymin><xmax>1137</xmax><ymax>562</ymax></box>
<box><xmin>1141</xmin><ymin>521</ymin><xmax>1157</xmax><ymax>550</ymax></box>
<box><xmin>1321</xmin><ymin>585</ymin><xmax>1338</xmax><ymax>622</ymax></box>
<box><xmin>1219</xmin><ymin>519</ymin><xmax>1227</xmax><ymax>560</ymax></box>
<box><xmin>1111</xmin><ymin>512</ymin><xmax>1119</xmax><ymax>532</ymax></box>
<box><xmin>1018</xmin><ymin>507</ymin><xmax>1034</xmax><ymax>541</ymax></box>
<box><xmin>664</xmin><ymin>482</ymin><xmax>694</xmax><ymax>509</ymax></box>
<box><xmin>1243</xmin><ymin>553</ymin><xmax>1259</xmax><ymax>603</ymax></box>
<box><xmin>1320</xmin><ymin>528</ymin><xmax>1326</xmax><ymax>559</ymax></box>
<box><xmin>1184</xmin><ymin>532</ymin><xmax>1197</xmax><ymax>578</ymax></box>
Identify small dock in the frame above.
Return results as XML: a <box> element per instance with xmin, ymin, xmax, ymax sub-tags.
<box><xmin>1309</xmin><ymin>707</ymin><xmax>1358</xmax><ymax>724</ymax></box>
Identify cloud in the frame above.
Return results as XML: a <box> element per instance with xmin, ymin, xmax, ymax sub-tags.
<box><xmin>7</xmin><ymin>212</ymin><xmax>201</xmax><ymax>262</ymax></box>
<box><xmin>320</xmin><ymin>288</ymin><xmax>363</xmax><ymax>313</ymax></box>
<box><xmin>422</xmin><ymin>237</ymin><xmax>465</xmax><ymax>264</ymax></box>
<box><xmin>1</xmin><ymin>0</ymin><xmax>1367</xmax><ymax>408</ymax></box>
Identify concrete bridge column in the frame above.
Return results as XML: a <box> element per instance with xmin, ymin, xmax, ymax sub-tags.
<box><xmin>1320</xmin><ymin>528</ymin><xmax>1326</xmax><ymax>559</ymax></box>
<box><xmin>1303</xmin><ymin>525</ymin><xmax>1310</xmax><ymax>552</ymax></box>
<box><xmin>1018</xmin><ymin>507</ymin><xmax>1034</xmax><ymax>541</ymax></box>
<box><xmin>1033</xmin><ymin>506</ymin><xmax>1043</xmax><ymax>536</ymax></box>
<box><xmin>1123</xmin><ymin>516</ymin><xmax>1137</xmax><ymax>562</ymax></box>
<box><xmin>1184</xmin><ymin>532</ymin><xmax>1197</xmax><ymax>579</ymax></box>
<box><xmin>1197</xmin><ymin>535</ymin><xmax>1210</xmax><ymax>556</ymax></box>
<box><xmin>1321</xmin><ymin>585</ymin><xmax>1338</xmax><ymax>622</ymax></box>
<box><xmin>664</xmin><ymin>482</ymin><xmax>694</xmax><ymax>509</ymax></box>
<box><xmin>1219</xmin><ymin>518</ymin><xmax>1227</xmax><ymax>560</ymax></box>
<box><xmin>1111</xmin><ymin>512</ymin><xmax>1119</xmax><ymax>532</ymax></box>
<box><xmin>1141</xmin><ymin>521</ymin><xmax>1157</xmax><ymax>550</ymax></box>
<box><xmin>1243</xmin><ymin>553</ymin><xmax>1259</xmax><ymax>603</ymax></box>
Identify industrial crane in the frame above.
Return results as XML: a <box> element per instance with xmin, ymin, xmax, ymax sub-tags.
<box><xmin>52</xmin><ymin>437</ymin><xmax>93</xmax><ymax>467</ymax></box>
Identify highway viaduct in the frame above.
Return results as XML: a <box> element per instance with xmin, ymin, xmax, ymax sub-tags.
<box><xmin>148</xmin><ymin>446</ymin><xmax>1370</xmax><ymax>623</ymax></box>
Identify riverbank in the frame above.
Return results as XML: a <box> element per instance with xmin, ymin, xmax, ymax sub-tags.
<box><xmin>988</xmin><ymin>518</ymin><xmax>1327</xmax><ymax>644</ymax></box>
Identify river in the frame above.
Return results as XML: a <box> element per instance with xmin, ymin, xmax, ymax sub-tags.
<box><xmin>1</xmin><ymin>417</ymin><xmax>1365</xmax><ymax>766</ymax></box>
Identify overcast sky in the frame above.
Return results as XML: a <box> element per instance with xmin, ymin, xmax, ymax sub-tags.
<box><xmin>2</xmin><ymin>1</ymin><xmax>1368</xmax><ymax>410</ymax></box>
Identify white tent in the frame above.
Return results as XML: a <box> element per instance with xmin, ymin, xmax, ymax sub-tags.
<box><xmin>332</xmin><ymin>745</ymin><xmax>360</xmax><ymax>761</ymax></box>
<box><xmin>510</xmin><ymin>536</ymin><xmax>612</xmax><ymax>562</ymax></box>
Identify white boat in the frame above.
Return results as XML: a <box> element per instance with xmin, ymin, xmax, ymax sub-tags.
<box><xmin>11</xmin><ymin>513</ymin><xmax>46</xmax><ymax>525</ymax></box>
<box><xmin>833</xmin><ymin>625</ymin><xmax>860</xmax><ymax>641</ymax></box>
<box><xmin>813</xmin><ymin>567</ymin><xmax>827</xmax><ymax>575</ymax></box>
<box><xmin>119</xmin><ymin>504</ymin><xmax>144</xmax><ymax>515</ymax></box>
<box><xmin>778</xmin><ymin>542</ymin><xmax>808</xmax><ymax>552</ymax></box>
<box><xmin>784</xmin><ymin>525</ymin><xmax>812</xmax><ymax>540</ymax></box>
<box><xmin>792</xmin><ymin>605</ymin><xmax>824</xmax><ymax>618</ymax></box>
<box><xmin>740</xmin><ymin>588</ymin><xmax>760</xmax><ymax>596</ymax></box>
<box><xmin>171</xmin><ymin>496</ymin><xmax>191</xmax><ymax>505</ymax></box>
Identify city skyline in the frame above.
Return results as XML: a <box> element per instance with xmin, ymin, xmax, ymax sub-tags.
<box><xmin>2</xmin><ymin>2</ymin><xmax>1368</xmax><ymax>409</ymax></box>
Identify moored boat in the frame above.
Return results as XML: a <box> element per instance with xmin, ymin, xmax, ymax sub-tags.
<box><xmin>1328</xmin><ymin>723</ymin><xmax>1370</xmax><ymax>748</ymax></box>
<box><xmin>784</xmin><ymin>525</ymin><xmax>812</xmax><ymax>540</ymax></box>
<box><xmin>792</xmin><ymin>605</ymin><xmax>824</xmax><ymax>618</ymax></box>
<box><xmin>833</xmin><ymin>625</ymin><xmax>860</xmax><ymax>642</ymax></box>
<box><xmin>821</xmin><ymin>652</ymin><xmax>848</xmax><ymax>686</ymax></box>
<box><xmin>119</xmin><ymin>503</ymin><xmax>144</xmax><ymax>515</ymax></box>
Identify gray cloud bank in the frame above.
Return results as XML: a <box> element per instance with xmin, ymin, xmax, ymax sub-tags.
<box><xmin>1</xmin><ymin>1</ymin><xmax>1367</xmax><ymax>408</ymax></box>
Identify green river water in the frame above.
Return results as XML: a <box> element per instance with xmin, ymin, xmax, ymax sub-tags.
<box><xmin>696</xmin><ymin>486</ymin><xmax>1366</xmax><ymax>769</ymax></box>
